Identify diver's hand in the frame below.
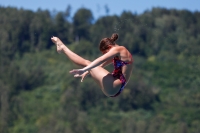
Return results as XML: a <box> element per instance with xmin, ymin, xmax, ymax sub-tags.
<box><xmin>80</xmin><ymin>71</ymin><xmax>89</xmax><ymax>82</ymax></box>
<box><xmin>69</xmin><ymin>69</ymin><xmax>85</xmax><ymax>78</ymax></box>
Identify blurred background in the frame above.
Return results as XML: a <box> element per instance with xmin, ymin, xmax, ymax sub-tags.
<box><xmin>0</xmin><ymin>0</ymin><xmax>200</xmax><ymax>133</ymax></box>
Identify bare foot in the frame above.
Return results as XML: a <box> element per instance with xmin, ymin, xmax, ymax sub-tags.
<box><xmin>51</xmin><ymin>36</ymin><xmax>64</xmax><ymax>53</ymax></box>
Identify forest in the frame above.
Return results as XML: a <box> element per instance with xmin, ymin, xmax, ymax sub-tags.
<box><xmin>0</xmin><ymin>5</ymin><xmax>200</xmax><ymax>133</ymax></box>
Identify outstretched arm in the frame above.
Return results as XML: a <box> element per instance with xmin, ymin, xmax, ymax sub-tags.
<box><xmin>79</xmin><ymin>58</ymin><xmax>112</xmax><ymax>82</ymax></box>
<box><xmin>69</xmin><ymin>47</ymin><xmax>120</xmax><ymax>76</ymax></box>
<box><xmin>82</xmin><ymin>47</ymin><xmax>119</xmax><ymax>72</ymax></box>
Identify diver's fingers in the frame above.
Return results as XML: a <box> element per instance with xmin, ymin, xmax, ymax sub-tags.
<box><xmin>74</xmin><ymin>74</ymin><xmax>81</xmax><ymax>77</ymax></box>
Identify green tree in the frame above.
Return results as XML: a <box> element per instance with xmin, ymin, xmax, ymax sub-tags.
<box><xmin>73</xmin><ymin>8</ymin><xmax>94</xmax><ymax>41</ymax></box>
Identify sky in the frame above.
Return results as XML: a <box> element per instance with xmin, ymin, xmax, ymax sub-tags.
<box><xmin>1</xmin><ymin>0</ymin><xmax>200</xmax><ymax>20</ymax></box>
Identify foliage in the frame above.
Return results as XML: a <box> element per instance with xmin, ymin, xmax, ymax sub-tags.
<box><xmin>0</xmin><ymin>6</ymin><xmax>200</xmax><ymax>133</ymax></box>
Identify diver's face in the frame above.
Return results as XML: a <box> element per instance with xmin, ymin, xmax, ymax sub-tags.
<box><xmin>101</xmin><ymin>49</ymin><xmax>110</xmax><ymax>54</ymax></box>
<box><xmin>101</xmin><ymin>46</ymin><xmax>113</xmax><ymax>54</ymax></box>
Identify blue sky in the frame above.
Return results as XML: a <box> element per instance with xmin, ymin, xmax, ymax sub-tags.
<box><xmin>1</xmin><ymin>0</ymin><xmax>200</xmax><ymax>19</ymax></box>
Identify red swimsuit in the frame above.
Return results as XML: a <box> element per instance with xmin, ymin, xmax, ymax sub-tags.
<box><xmin>110</xmin><ymin>56</ymin><xmax>132</xmax><ymax>97</ymax></box>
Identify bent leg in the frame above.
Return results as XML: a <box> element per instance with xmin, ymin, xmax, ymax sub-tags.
<box><xmin>89</xmin><ymin>66</ymin><xmax>122</xmax><ymax>96</ymax></box>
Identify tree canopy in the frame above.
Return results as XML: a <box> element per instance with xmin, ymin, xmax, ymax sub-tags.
<box><xmin>0</xmin><ymin>6</ymin><xmax>200</xmax><ymax>133</ymax></box>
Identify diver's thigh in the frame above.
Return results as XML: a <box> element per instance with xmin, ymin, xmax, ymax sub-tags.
<box><xmin>89</xmin><ymin>66</ymin><xmax>121</xmax><ymax>96</ymax></box>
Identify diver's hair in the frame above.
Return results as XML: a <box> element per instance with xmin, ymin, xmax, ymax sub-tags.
<box><xmin>110</xmin><ymin>33</ymin><xmax>118</xmax><ymax>42</ymax></box>
<box><xmin>99</xmin><ymin>33</ymin><xmax>119</xmax><ymax>52</ymax></box>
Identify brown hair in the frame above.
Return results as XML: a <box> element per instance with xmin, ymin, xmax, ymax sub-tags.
<box><xmin>99</xmin><ymin>33</ymin><xmax>119</xmax><ymax>52</ymax></box>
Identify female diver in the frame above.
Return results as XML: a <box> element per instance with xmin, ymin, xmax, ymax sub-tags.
<box><xmin>51</xmin><ymin>33</ymin><xmax>133</xmax><ymax>97</ymax></box>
